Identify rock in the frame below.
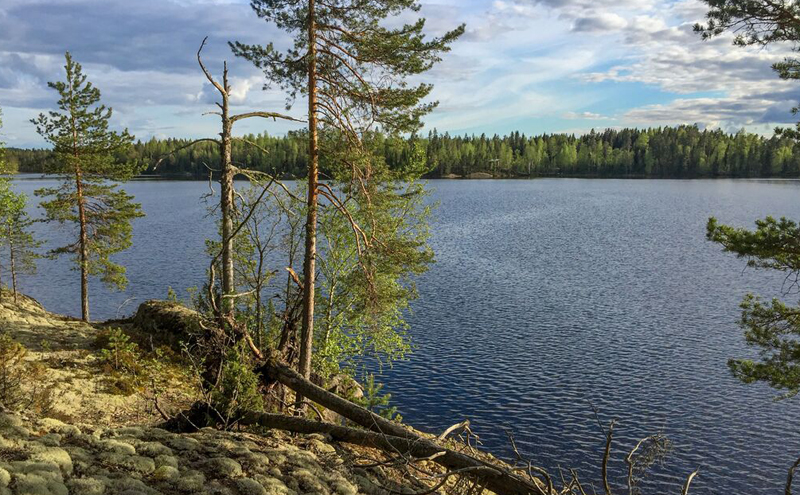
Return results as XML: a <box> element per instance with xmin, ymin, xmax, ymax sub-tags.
<box><xmin>29</xmin><ymin>447</ymin><xmax>73</xmax><ymax>475</ymax></box>
<box><xmin>175</xmin><ymin>470</ymin><xmax>205</xmax><ymax>492</ymax></box>
<box><xmin>236</xmin><ymin>478</ymin><xmax>268</xmax><ymax>495</ymax></box>
<box><xmin>37</xmin><ymin>434</ymin><xmax>62</xmax><ymax>447</ymax></box>
<box><xmin>67</xmin><ymin>477</ymin><xmax>107</xmax><ymax>495</ymax></box>
<box><xmin>168</xmin><ymin>437</ymin><xmax>200</xmax><ymax>451</ymax></box>
<box><xmin>152</xmin><ymin>465</ymin><xmax>179</xmax><ymax>482</ymax></box>
<box><xmin>98</xmin><ymin>439</ymin><xmax>137</xmax><ymax>455</ymax></box>
<box><xmin>131</xmin><ymin>300</ymin><xmax>201</xmax><ymax>351</ymax></box>
<box><xmin>202</xmin><ymin>457</ymin><xmax>243</xmax><ymax>478</ymax></box>
<box><xmin>135</xmin><ymin>441</ymin><xmax>172</xmax><ymax>457</ymax></box>
<box><xmin>252</xmin><ymin>475</ymin><xmax>293</xmax><ymax>495</ymax></box>
<box><xmin>98</xmin><ymin>453</ymin><xmax>155</xmax><ymax>474</ymax></box>
<box><xmin>153</xmin><ymin>455</ymin><xmax>178</xmax><ymax>469</ymax></box>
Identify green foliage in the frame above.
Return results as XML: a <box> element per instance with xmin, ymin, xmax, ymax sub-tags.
<box><xmin>10</xmin><ymin>125</ymin><xmax>800</xmax><ymax>179</ymax></box>
<box><xmin>205</xmin><ymin>183</ymin><xmax>282</xmax><ymax>342</ymax></box>
<box><xmin>210</xmin><ymin>344</ymin><xmax>264</xmax><ymax>426</ymax></box>
<box><xmin>707</xmin><ymin>216</ymin><xmax>800</xmax><ymax>398</ymax></box>
<box><xmin>313</xmin><ymin>164</ymin><xmax>430</xmax><ymax>378</ymax></box>
<box><xmin>229</xmin><ymin>0</ymin><xmax>457</xmax><ymax>381</ymax></box>
<box><xmin>355</xmin><ymin>374</ymin><xmax>401</xmax><ymax>422</ymax></box>
<box><xmin>0</xmin><ymin>183</ymin><xmax>40</xmax><ymax>297</ymax></box>
<box><xmin>31</xmin><ymin>52</ymin><xmax>143</xmax><ymax>306</ymax></box>
<box><xmin>97</xmin><ymin>327</ymin><xmax>140</xmax><ymax>373</ymax></box>
<box><xmin>231</xmin><ymin>1</ymin><xmax>464</xmax><ymax>136</ymax></box>
<box><xmin>0</xmin><ymin>333</ymin><xmax>53</xmax><ymax>413</ymax></box>
<box><xmin>95</xmin><ymin>325</ymin><xmax>195</xmax><ymax>396</ymax></box>
<box><xmin>166</xmin><ymin>286</ymin><xmax>179</xmax><ymax>302</ymax></box>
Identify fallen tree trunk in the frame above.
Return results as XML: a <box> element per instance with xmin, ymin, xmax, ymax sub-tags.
<box><xmin>240</xmin><ymin>412</ymin><xmax>545</xmax><ymax>495</ymax></box>
<box><xmin>257</xmin><ymin>355</ymin><xmax>415</xmax><ymax>440</ymax></box>
<box><xmin>255</xmin><ymin>356</ymin><xmax>546</xmax><ymax>495</ymax></box>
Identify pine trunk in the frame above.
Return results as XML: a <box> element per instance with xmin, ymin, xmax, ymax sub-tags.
<box><xmin>299</xmin><ymin>0</ymin><xmax>319</xmax><ymax>395</ymax></box>
<box><xmin>69</xmin><ymin>70</ymin><xmax>90</xmax><ymax>322</ymax></box>
<box><xmin>76</xmin><ymin>168</ymin><xmax>90</xmax><ymax>322</ymax></box>
<box><xmin>220</xmin><ymin>67</ymin><xmax>235</xmax><ymax>317</ymax></box>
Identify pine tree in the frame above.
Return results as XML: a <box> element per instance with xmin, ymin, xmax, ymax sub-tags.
<box><xmin>707</xmin><ymin>217</ymin><xmax>800</xmax><ymax>398</ymax></box>
<box><xmin>231</xmin><ymin>0</ymin><xmax>464</xmax><ymax>391</ymax></box>
<box><xmin>32</xmin><ymin>53</ymin><xmax>143</xmax><ymax>321</ymax></box>
<box><xmin>0</xmin><ymin>184</ymin><xmax>40</xmax><ymax>304</ymax></box>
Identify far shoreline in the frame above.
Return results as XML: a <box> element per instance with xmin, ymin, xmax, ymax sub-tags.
<box><xmin>6</xmin><ymin>171</ymin><xmax>800</xmax><ymax>182</ymax></box>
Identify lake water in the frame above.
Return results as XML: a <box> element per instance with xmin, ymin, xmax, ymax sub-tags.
<box><xmin>8</xmin><ymin>177</ymin><xmax>800</xmax><ymax>494</ymax></box>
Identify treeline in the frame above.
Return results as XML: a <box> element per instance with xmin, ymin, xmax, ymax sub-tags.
<box><xmin>8</xmin><ymin>125</ymin><xmax>800</xmax><ymax>179</ymax></box>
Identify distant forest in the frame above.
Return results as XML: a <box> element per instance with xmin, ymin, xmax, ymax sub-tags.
<box><xmin>7</xmin><ymin>125</ymin><xmax>800</xmax><ymax>179</ymax></box>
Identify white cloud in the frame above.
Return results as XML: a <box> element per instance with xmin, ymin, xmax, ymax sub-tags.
<box><xmin>1</xmin><ymin>0</ymin><xmax>797</xmax><ymax>145</ymax></box>
<box><xmin>563</xmin><ymin>111</ymin><xmax>613</xmax><ymax>120</ymax></box>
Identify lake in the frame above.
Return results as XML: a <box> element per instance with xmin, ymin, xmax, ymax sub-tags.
<box><xmin>9</xmin><ymin>176</ymin><xmax>800</xmax><ymax>494</ymax></box>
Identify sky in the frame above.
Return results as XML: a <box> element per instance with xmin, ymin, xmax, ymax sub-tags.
<box><xmin>0</xmin><ymin>0</ymin><xmax>797</xmax><ymax>148</ymax></box>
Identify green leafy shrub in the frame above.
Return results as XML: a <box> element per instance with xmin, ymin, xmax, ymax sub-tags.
<box><xmin>355</xmin><ymin>374</ymin><xmax>401</xmax><ymax>422</ymax></box>
<box><xmin>210</xmin><ymin>344</ymin><xmax>264</xmax><ymax>427</ymax></box>
<box><xmin>97</xmin><ymin>328</ymin><xmax>140</xmax><ymax>373</ymax></box>
<box><xmin>95</xmin><ymin>328</ymin><xmax>145</xmax><ymax>395</ymax></box>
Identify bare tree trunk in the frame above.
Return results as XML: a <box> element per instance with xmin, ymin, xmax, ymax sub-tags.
<box><xmin>220</xmin><ymin>65</ymin><xmax>235</xmax><ymax>318</ymax></box>
<box><xmin>9</xmin><ymin>231</ymin><xmax>16</xmax><ymax>304</ymax></box>
<box><xmin>298</xmin><ymin>0</ymin><xmax>320</xmax><ymax>406</ymax></box>
<box><xmin>259</xmin><ymin>356</ymin><xmax>416</xmax><ymax>440</ymax></box>
<box><xmin>76</xmin><ymin>168</ymin><xmax>89</xmax><ymax>322</ymax></box>
<box><xmin>238</xmin><ymin>412</ymin><xmax>544</xmax><ymax>495</ymax></box>
<box><xmin>68</xmin><ymin>71</ymin><xmax>90</xmax><ymax>322</ymax></box>
<box><xmin>255</xmin><ymin>278</ymin><xmax>263</xmax><ymax>349</ymax></box>
<box><xmin>787</xmin><ymin>456</ymin><xmax>800</xmax><ymax>495</ymax></box>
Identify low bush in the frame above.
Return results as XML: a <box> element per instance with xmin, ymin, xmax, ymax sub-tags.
<box><xmin>0</xmin><ymin>333</ymin><xmax>55</xmax><ymax>413</ymax></box>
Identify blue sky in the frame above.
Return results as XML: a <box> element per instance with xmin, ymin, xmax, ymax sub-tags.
<box><xmin>0</xmin><ymin>0</ymin><xmax>796</xmax><ymax>148</ymax></box>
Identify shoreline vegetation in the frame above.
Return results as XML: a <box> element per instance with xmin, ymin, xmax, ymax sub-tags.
<box><xmin>8</xmin><ymin>125</ymin><xmax>800</xmax><ymax>181</ymax></box>
<box><xmin>8</xmin><ymin>171</ymin><xmax>800</xmax><ymax>181</ymax></box>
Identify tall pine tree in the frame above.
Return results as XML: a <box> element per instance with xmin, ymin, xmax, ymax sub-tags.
<box><xmin>231</xmin><ymin>0</ymin><xmax>463</xmax><ymax>391</ymax></box>
<box><xmin>32</xmin><ymin>53</ymin><xmax>143</xmax><ymax>321</ymax></box>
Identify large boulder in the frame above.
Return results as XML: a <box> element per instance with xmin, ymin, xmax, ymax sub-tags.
<box><xmin>131</xmin><ymin>300</ymin><xmax>203</xmax><ymax>350</ymax></box>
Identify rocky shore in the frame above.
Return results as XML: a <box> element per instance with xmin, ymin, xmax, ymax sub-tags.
<box><xmin>0</xmin><ymin>292</ymin><xmax>422</xmax><ymax>495</ymax></box>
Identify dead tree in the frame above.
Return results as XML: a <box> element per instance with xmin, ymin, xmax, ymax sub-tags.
<box><xmin>156</xmin><ymin>37</ymin><xmax>300</xmax><ymax>322</ymax></box>
<box><xmin>239</xmin><ymin>412</ymin><xmax>546</xmax><ymax>495</ymax></box>
<box><xmin>195</xmin><ymin>38</ymin><xmax>300</xmax><ymax>319</ymax></box>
